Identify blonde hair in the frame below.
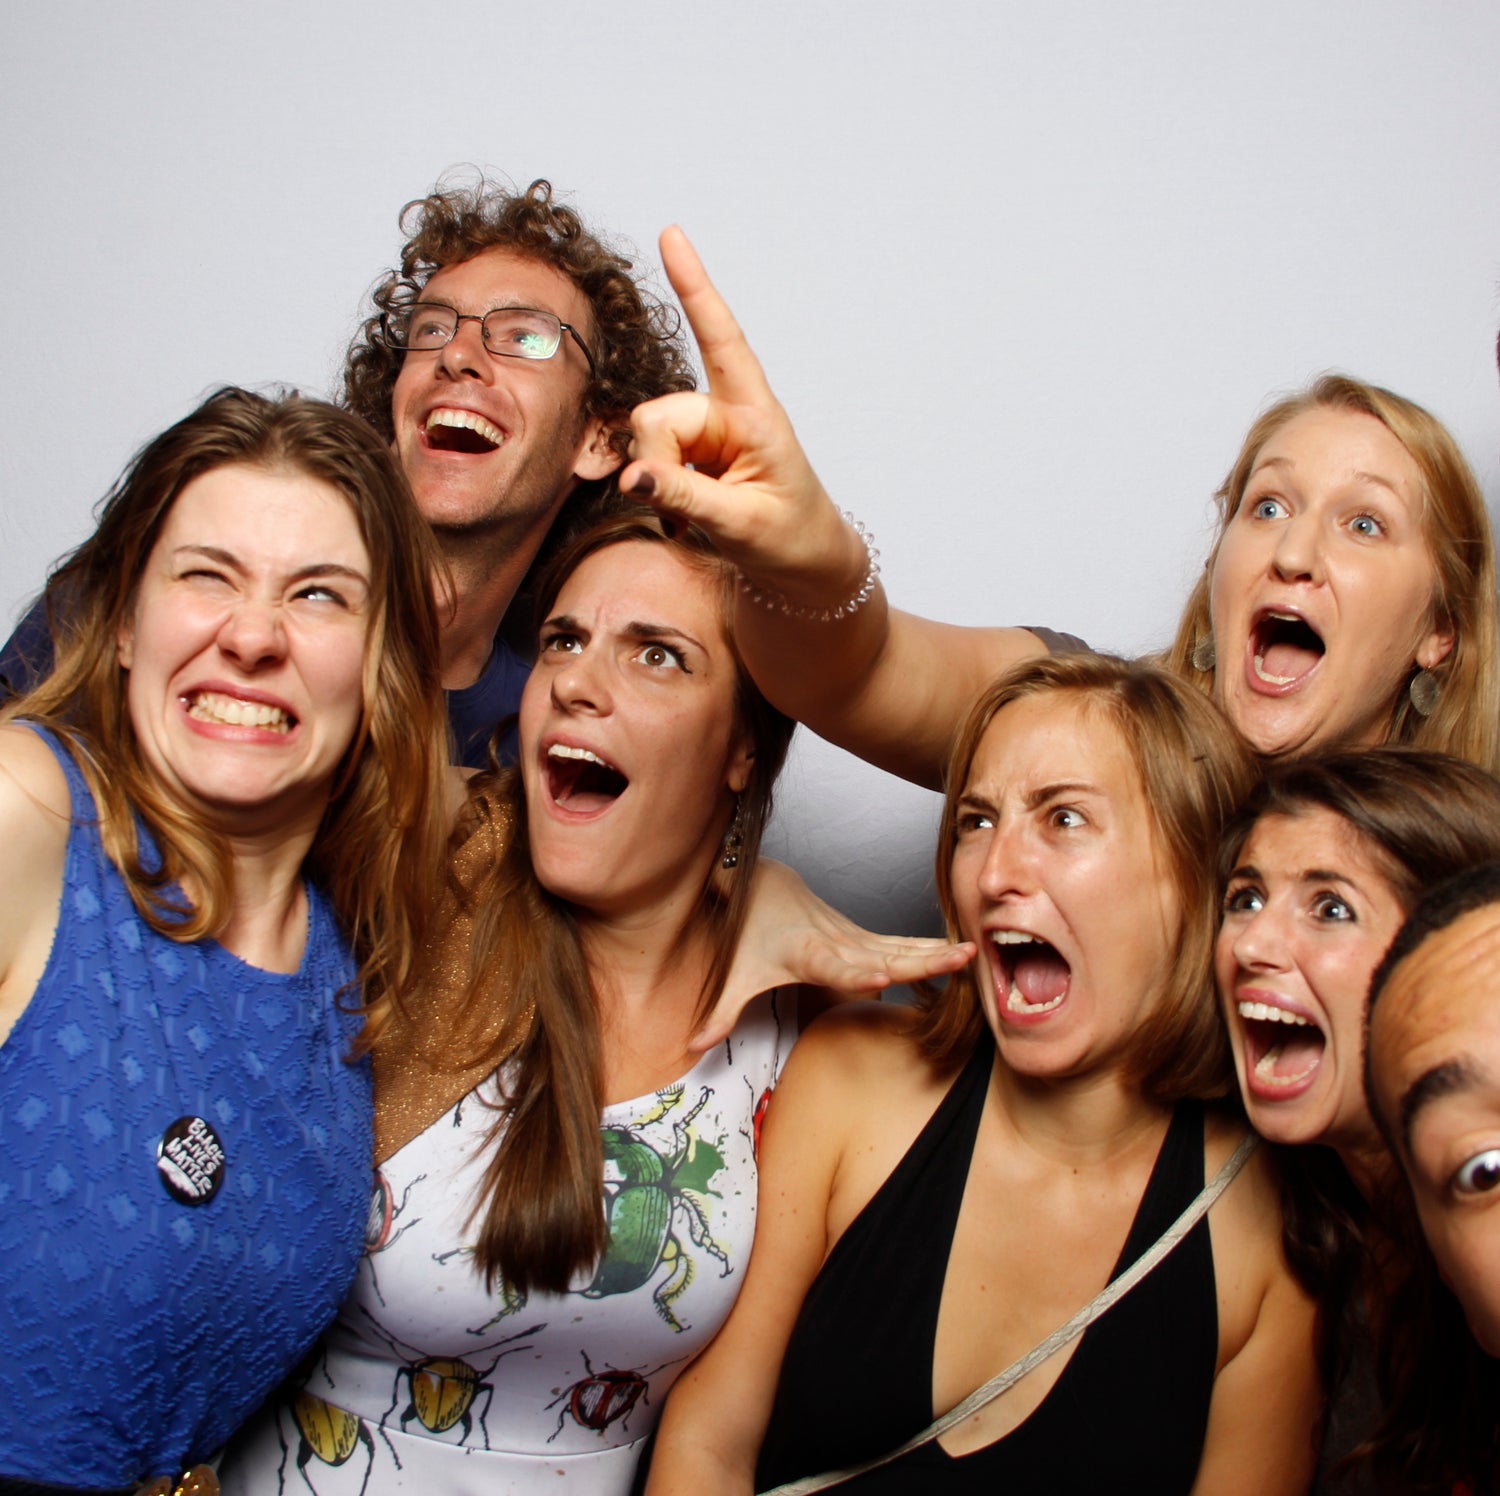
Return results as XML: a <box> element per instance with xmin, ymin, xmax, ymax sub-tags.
<box><xmin>1164</xmin><ymin>374</ymin><xmax>1500</xmax><ymax>773</ymax></box>
<box><xmin>916</xmin><ymin>653</ymin><xmax>1256</xmax><ymax>1103</ymax></box>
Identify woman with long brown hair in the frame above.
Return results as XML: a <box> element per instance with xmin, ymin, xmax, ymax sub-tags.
<box><xmin>0</xmin><ymin>388</ymin><xmax>451</xmax><ymax>1493</ymax></box>
<box><xmin>1215</xmin><ymin>748</ymin><xmax>1500</xmax><ymax>1491</ymax></box>
<box><xmin>221</xmin><ymin>510</ymin><xmax>802</xmax><ymax>1493</ymax></box>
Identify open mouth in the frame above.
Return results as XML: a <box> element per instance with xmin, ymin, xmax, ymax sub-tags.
<box><xmin>545</xmin><ymin>743</ymin><xmax>629</xmax><ymax>813</ymax></box>
<box><xmin>424</xmin><ymin>409</ymin><xmax>504</xmax><ymax>454</ymax></box>
<box><xmin>1237</xmin><ymin>1000</ymin><xmax>1325</xmax><ymax>1093</ymax></box>
<box><xmin>1250</xmin><ymin>611</ymin><xmax>1324</xmax><ymax>687</ymax></box>
<box><xmin>185</xmin><ymin>690</ymin><xmax>293</xmax><ymax>734</ymax></box>
<box><xmin>991</xmin><ymin>931</ymin><xmax>1071</xmax><ymax>1018</ymax></box>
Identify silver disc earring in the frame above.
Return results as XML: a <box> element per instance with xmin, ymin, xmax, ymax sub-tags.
<box><xmin>1409</xmin><ymin>668</ymin><xmax>1440</xmax><ymax>718</ymax></box>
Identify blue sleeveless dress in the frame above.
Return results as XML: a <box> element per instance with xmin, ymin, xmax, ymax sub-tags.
<box><xmin>0</xmin><ymin>728</ymin><xmax>372</xmax><ymax>1487</ymax></box>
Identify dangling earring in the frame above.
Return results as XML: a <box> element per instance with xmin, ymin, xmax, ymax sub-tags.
<box><xmin>1191</xmin><ymin>634</ymin><xmax>1216</xmax><ymax>673</ymax></box>
<box><xmin>721</xmin><ymin>796</ymin><xmax>745</xmax><ymax>870</ymax></box>
<box><xmin>1409</xmin><ymin>668</ymin><xmax>1440</xmax><ymax>718</ymax></box>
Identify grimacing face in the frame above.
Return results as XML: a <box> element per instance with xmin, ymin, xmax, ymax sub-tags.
<box><xmin>1209</xmin><ymin>406</ymin><xmax>1451</xmax><ymax>758</ymax></box>
<box><xmin>949</xmin><ymin>692</ymin><xmax>1178</xmax><ymax>1085</ymax></box>
<box><xmin>117</xmin><ymin>463</ymin><xmax>372</xmax><ymax>839</ymax></box>
<box><xmin>1368</xmin><ymin>903</ymin><xmax>1500</xmax><ymax>1357</ymax></box>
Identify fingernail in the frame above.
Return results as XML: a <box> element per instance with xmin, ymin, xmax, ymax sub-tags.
<box><xmin>629</xmin><ymin>471</ymin><xmax>657</xmax><ymax>499</ymax></box>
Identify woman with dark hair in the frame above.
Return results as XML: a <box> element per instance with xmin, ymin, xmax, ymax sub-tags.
<box><xmin>0</xmin><ymin>388</ymin><xmax>453</xmax><ymax>1492</ymax></box>
<box><xmin>1215</xmin><ymin>747</ymin><xmax>1500</xmax><ymax>1491</ymax></box>
<box><xmin>648</xmin><ymin>655</ymin><xmax>1320</xmax><ymax>1495</ymax></box>
<box><xmin>221</xmin><ymin>511</ymin><xmax>803</xmax><ymax>1493</ymax></box>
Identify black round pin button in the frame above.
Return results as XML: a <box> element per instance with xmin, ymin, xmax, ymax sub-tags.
<box><xmin>156</xmin><ymin>1115</ymin><xmax>227</xmax><ymax>1206</ymax></box>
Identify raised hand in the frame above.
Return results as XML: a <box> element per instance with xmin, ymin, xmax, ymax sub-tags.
<box><xmin>624</xmin><ymin>228</ymin><xmax>873</xmax><ymax>611</ymax></box>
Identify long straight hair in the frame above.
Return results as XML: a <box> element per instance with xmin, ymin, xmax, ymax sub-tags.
<box><xmin>5</xmin><ymin>387</ymin><xmax>453</xmax><ymax>1016</ymax></box>
<box><xmin>384</xmin><ymin>510</ymin><xmax>794</xmax><ymax>1295</ymax></box>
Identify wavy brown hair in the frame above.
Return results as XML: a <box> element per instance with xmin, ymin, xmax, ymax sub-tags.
<box><xmin>4</xmin><ymin>386</ymin><xmax>452</xmax><ymax>1015</ymax></box>
<box><xmin>1165</xmin><ymin>374</ymin><xmax>1499</xmax><ymax>773</ymax></box>
<box><xmin>343</xmin><ymin>173</ymin><xmax>696</xmax><ymax>468</ymax></box>
<box><xmin>382</xmin><ymin>509</ymin><xmax>795</xmax><ymax>1295</ymax></box>
<box><xmin>915</xmin><ymin>653</ymin><xmax>1256</xmax><ymax>1104</ymax></box>
<box><xmin>1219</xmin><ymin>751</ymin><xmax>1500</xmax><ymax>1486</ymax></box>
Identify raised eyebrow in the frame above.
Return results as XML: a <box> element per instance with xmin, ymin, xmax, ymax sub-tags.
<box><xmin>1400</xmin><ymin>1058</ymin><xmax>1482</xmax><ymax>1156</ymax></box>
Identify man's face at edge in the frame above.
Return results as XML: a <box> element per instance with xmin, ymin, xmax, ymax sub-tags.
<box><xmin>1369</xmin><ymin>901</ymin><xmax>1500</xmax><ymax>1356</ymax></box>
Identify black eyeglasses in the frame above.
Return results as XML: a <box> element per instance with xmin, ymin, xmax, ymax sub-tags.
<box><xmin>383</xmin><ymin>301</ymin><xmax>597</xmax><ymax>376</ymax></box>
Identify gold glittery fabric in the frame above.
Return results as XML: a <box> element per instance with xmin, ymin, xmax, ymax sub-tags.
<box><xmin>373</xmin><ymin>796</ymin><xmax>526</xmax><ymax>1164</ymax></box>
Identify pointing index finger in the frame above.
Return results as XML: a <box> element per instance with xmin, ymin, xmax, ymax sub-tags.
<box><xmin>659</xmin><ymin>225</ymin><xmax>774</xmax><ymax>406</ymax></box>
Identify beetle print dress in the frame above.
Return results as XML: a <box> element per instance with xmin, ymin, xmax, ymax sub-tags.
<box><xmin>218</xmin><ymin>989</ymin><xmax>791</xmax><ymax>1495</ymax></box>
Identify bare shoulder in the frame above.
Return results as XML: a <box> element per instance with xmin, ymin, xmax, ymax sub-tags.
<box><xmin>1203</xmin><ymin>1107</ymin><xmax>1286</xmax><ymax>1252</ymax></box>
<box><xmin>0</xmin><ymin>725</ymin><xmax>72</xmax><ymax>842</ymax></box>
<box><xmin>0</xmin><ymin>725</ymin><xmax>73</xmax><ymax>1044</ymax></box>
<box><xmin>1202</xmin><ymin>1107</ymin><xmax>1315</xmax><ymax>1369</ymax></box>
<box><xmin>785</xmin><ymin>1000</ymin><xmax>932</xmax><ymax>1092</ymax></box>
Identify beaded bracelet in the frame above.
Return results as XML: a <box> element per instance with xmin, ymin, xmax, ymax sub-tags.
<box><xmin>737</xmin><ymin>511</ymin><xmax>881</xmax><ymax>622</ymax></box>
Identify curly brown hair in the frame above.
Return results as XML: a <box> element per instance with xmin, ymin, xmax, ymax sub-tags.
<box><xmin>343</xmin><ymin>174</ymin><xmax>696</xmax><ymax>472</ymax></box>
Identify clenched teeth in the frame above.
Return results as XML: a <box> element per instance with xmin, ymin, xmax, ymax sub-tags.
<box><xmin>426</xmin><ymin>408</ymin><xmax>504</xmax><ymax>447</ymax></box>
<box><xmin>1237</xmin><ymin>1001</ymin><xmax>1311</xmax><ymax>1026</ymax></box>
<box><xmin>187</xmin><ymin>691</ymin><xmax>290</xmax><ymax>732</ymax></box>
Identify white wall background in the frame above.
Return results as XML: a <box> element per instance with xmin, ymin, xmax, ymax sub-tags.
<box><xmin>3</xmin><ymin>1</ymin><xmax>1498</xmax><ymax>935</ymax></box>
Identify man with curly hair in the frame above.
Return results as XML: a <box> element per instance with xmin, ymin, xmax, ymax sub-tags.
<box><xmin>0</xmin><ymin>176</ymin><xmax>696</xmax><ymax>766</ymax></box>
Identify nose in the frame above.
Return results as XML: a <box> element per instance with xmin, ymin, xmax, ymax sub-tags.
<box><xmin>973</xmin><ymin>818</ymin><xmax>1032</xmax><ymax>903</ymax></box>
<box><xmin>1226</xmin><ymin>899</ymin><xmax>1289</xmax><ymax>974</ymax></box>
<box><xmin>1270</xmin><ymin>509</ymin><xmax>1323</xmax><ymax>585</ymax></box>
<box><xmin>436</xmin><ymin>313</ymin><xmax>491</xmax><ymax>381</ymax></box>
<box><xmin>216</xmin><ymin>597</ymin><xmax>287</xmax><ymax>671</ymax></box>
<box><xmin>550</xmin><ymin>645</ymin><xmax>613</xmax><ymax>716</ymax></box>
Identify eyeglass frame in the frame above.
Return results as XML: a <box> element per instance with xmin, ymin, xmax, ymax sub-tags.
<box><xmin>383</xmin><ymin>299</ymin><xmax>598</xmax><ymax>377</ymax></box>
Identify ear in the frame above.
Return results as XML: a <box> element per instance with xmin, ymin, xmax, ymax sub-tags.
<box><xmin>726</xmin><ymin>733</ymin><xmax>756</xmax><ymax>796</ymax></box>
<box><xmin>1417</xmin><ymin>620</ymin><xmax>1455</xmax><ymax>672</ymax></box>
<box><xmin>116</xmin><ymin>617</ymin><xmax>135</xmax><ymax>670</ymax></box>
<box><xmin>572</xmin><ymin>418</ymin><xmax>623</xmax><ymax>485</ymax></box>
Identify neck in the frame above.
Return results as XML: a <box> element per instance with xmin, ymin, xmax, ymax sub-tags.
<box><xmin>987</xmin><ymin>1051</ymin><xmax>1171</xmax><ymax>1167</ymax></box>
<box><xmin>197</xmin><ymin>816</ymin><xmax>321</xmax><ymax>973</ymax></box>
<box><xmin>433</xmin><ymin>508</ymin><xmax>561</xmax><ymax>690</ymax></box>
<box><xmin>582</xmin><ymin>903</ymin><xmax>717</xmax><ymax>1102</ymax></box>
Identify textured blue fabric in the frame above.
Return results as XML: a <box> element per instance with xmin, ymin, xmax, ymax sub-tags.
<box><xmin>446</xmin><ymin>636</ymin><xmax>528</xmax><ymax>769</ymax></box>
<box><xmin>0</xmin><ymin>729</ymin><xmax>373</xmax><ymax>1486</ymax></box>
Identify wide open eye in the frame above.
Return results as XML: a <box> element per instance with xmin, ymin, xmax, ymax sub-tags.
<box><xmin>1453</xmin><ymin>1149</ymin><xmax>1500</xmax><ymax>1197</ymax></box>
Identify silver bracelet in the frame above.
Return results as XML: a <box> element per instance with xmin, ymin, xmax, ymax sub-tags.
<box><xmin>737</xmin><ymin>511</ymin><xmax>881</xmax><ymax>622</ymax></box>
